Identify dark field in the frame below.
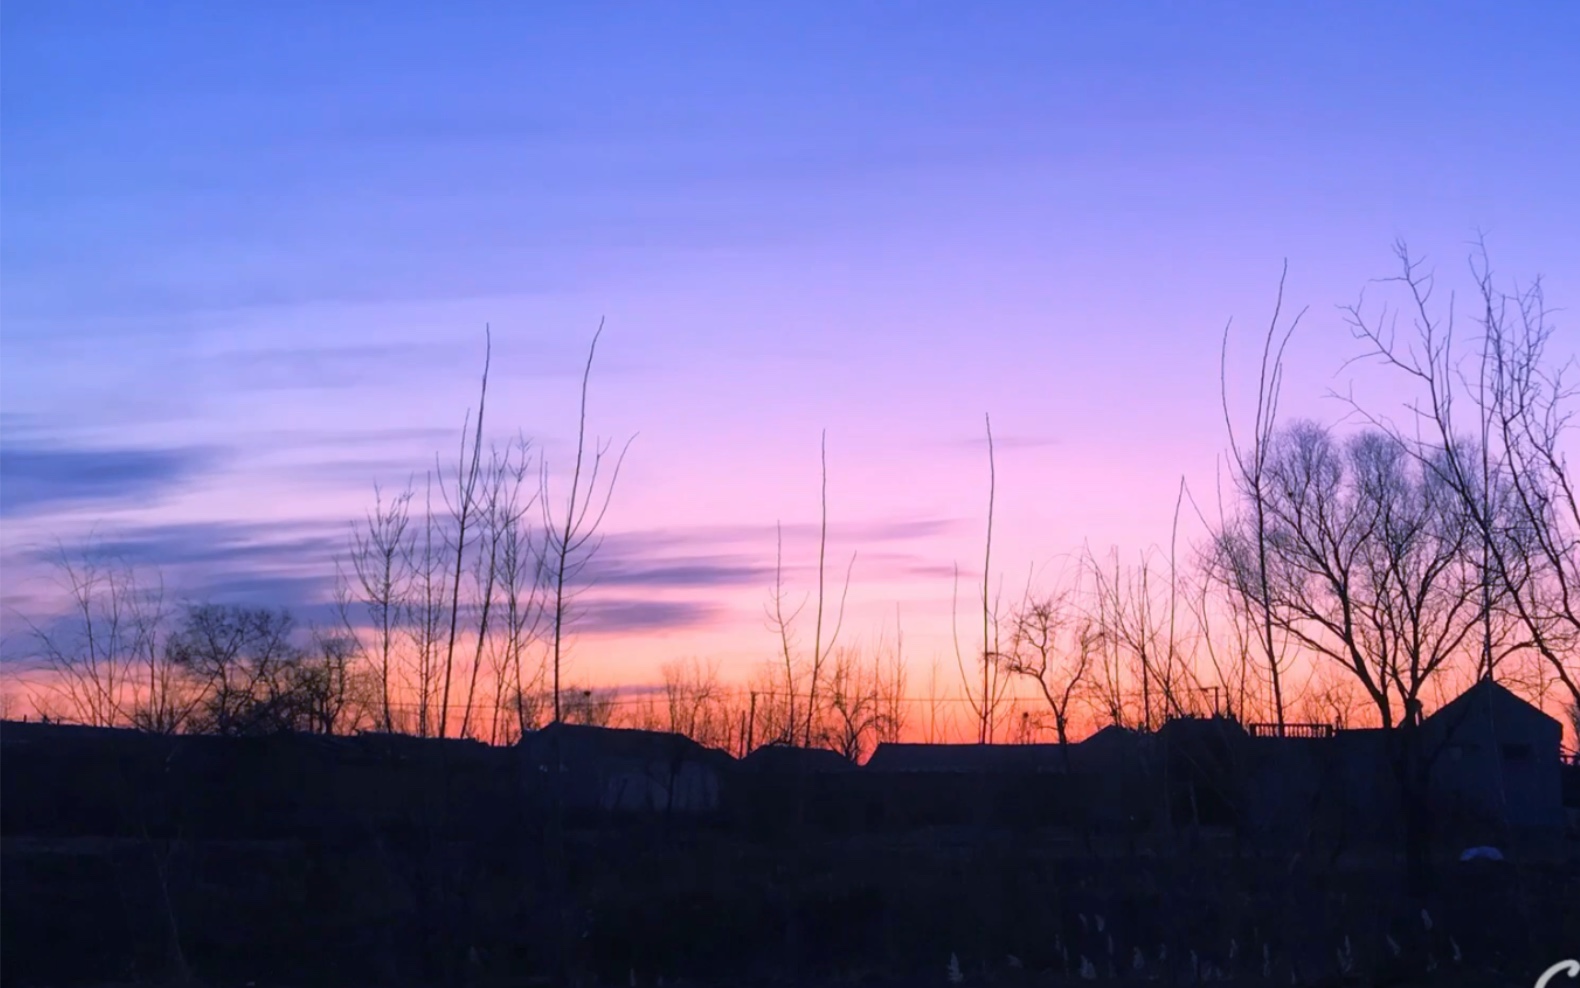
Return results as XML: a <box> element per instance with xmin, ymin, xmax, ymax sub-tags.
<box><xmin>5</xmin><ymin>830</ymin><xmax>1577</xmax><ymax>988</ymax></box>
<box><xmin>4</xmin><ymin>724</ymin><xmax>1576</xmax><ymax>987</ymax></box>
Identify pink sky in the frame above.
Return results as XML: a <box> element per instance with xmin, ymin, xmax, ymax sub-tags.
<box><xmin>3</xmin><ymin>5</ymin><xmax>1577</xmax><ymax>732</ymax></box>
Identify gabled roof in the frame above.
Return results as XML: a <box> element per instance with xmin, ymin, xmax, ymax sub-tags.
<box><xmin>1425</xmin><ymin>677</ymin><xmax>1561</xmax><ymax>732</ymax></box>
<box><xmin>865</xmin><ymin>742</ymin><xmax>1066</xmax><ymax>773</ymax></box>
<box><xmin>739</xmin><ymin>743</ymin><xmax>854</xmax><ymax>773</ymax></box>
<box><xmin>1079</xmin><ymin>724</ymin><xmax>1139</xmax><ymax>747</ymax></box>
<box><xmin>520</xmin><ymin>722</ymin><xmax>733</xmax><ymax>766</ymax></box>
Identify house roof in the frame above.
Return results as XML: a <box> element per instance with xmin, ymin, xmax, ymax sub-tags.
<box><xmin>739</xmin><ymin>743</ymin><xmax>855</xmax><ymax>773</ymax></box>
<box><xmin>1157</xmin><ymin>715</ymin><xmax>1248</xmax><ymax>741</ymax></box>
<box><xmin>1079</xmin><ymin>724</ymin><xmax>1140</xmax><ymax>747</ymax></box>
<box><xmin>865</xmin><ymin>742</ymin><xmax>1067</xmax><ymax>773</ymax></box>
<box><xmin>520</xmin><ymin>722</ymin><xmax>734</xmax><ymax>766</ymax></box>
<box><xmin>1</xmin><ymin>720</ymin><xmax>135</xmax><ymax>744</ymax></box>
<box><xmin>1425</xmin><ymin>677</ymin><xmax>1562</xmax><ymax>732</ymax></box>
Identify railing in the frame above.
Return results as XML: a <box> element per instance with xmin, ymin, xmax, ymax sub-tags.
<box><xmin>1247</xmin><ymin>722</ymin><xmax>1336</xmax><ymax>739</ymax></box>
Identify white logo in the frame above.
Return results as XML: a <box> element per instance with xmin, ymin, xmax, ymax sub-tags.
<box><xmin>1536</xmin><ymin>960</ymin><xmax>1580</xmax><ymax>988</ymax></box>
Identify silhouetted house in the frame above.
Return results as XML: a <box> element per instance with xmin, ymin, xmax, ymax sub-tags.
<box><xmin>318</xmin><ymin>731</ymin><xmax>516</xmax><ymax>838</ymax></box>
<box><xmin>1070</xmin><ymin>723</ymin><xmax>1140</xmax><ymax>755</ymax></box>
<box><xmin>518</xmin><ymin>723</ymin><xmax>730</xmax><ymax>822</ymax></box>
<box><xmin>1423</xmin><ymin>678</ymin><xmax>1565</xmax><ymax>837</ymax></box>
<box><xmin>1</xmin><ymin>721</ymin><xmax>166</xmax><ymax>837</ymax></box>
<box><xmin>1242</xmin><ymin>680</ymin><xmax>1564</xmax><ymax>850</ymax></box>
<box><xmin>865</xmin><ymin>742</ymin><xmax>1065</xmax><ymax>773</ymax></box>
<box><xmin>0</xmin><ymin>722</ymin><xmax>516</xmax><ymax>840</ymax></box>
<box><xmin>1245</xmin><ymin>725</ymin><xmax>1397</xmax><ymax>849</ymax></box>
<box><xmin>1154</xmin><ymin>716</ymin><xmax>1248</xmax><ymax>829</ymax></box>
<box><xmin>738</xmin><ymin>742</ymin><xmax>855</xmax><ymax>774</ymax></box>
<box><xmin>1318</xmin><ymin>727</ymin><xmax>1397</xmax><ymax>837</ymax></box>
<box><xmin>863</xmin><ymin>742</ymin><xmax>1075</xmax><ymax>829</ymax></box>
<box><xmin>1062</xmin><ymin>726</ymin><xmax>1151</xmax><ymax>834</ymax></box>
<box><xmin>857</xmin><ymin>733</ymin><xmax>1158</xmax><ymax>832</ymax></box>
<box><xmin>730</xmin><ymin>743</ymin><xmax>859</xmax><ymax>833</ymax></box>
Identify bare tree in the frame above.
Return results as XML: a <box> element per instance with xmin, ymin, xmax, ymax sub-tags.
<box><xmin>765</xmin><ymin>522</ymin><xmax>805</xmax><ymax>745</ymax></box>
<box><xmin>1001</xmin><ymin>588</ymin><xmax>1096</xmax><ymax>751</ymax></box>
<box><xmin>540</xmin><ymin>321</ymin><xmax>633</xmax><ymax>723</ymax></box>
<box><xmin>821</xmin><ymin>645</ymin><xmax>902</xmax><ymax>762</ymax></box>
<box><xmin>876</xmin><ymin>608</ymin><xmax>909</xmax><ymax>747</ymax></box>
<box><xmin>345</xmin><ymin>339</ymin><xmax>547</xmax><ymax>741</ymax></box>
<box><xmin>1239</xmin><ymin>424</ymin><xmax>1484</xmax><ymax>727</ymax></box>
<box><xmin>955</xmin><ymin>413</ymin><xmax>1012</xmax><ymax>743</ymax></box>
<box><xmin>1344</xmin><ymin>242</ymin><xmax>1578</xmax><ymax>717</ymax></box>
<box><xmin>922</xmin><ymin>654</ymin><xmax>951</xmax><ymax>744</ymax></box>
<box><xmin>26</xmin><ymin>544</ymin><xmax>142</xmax><ymax>727</ymax></box>
<box><xmin>165</xmin><ymin>604</ymin><xmax>303</xmax><ymax>736</ymax></box>
<box><xmin>405</xmin><ymin>473</ymin><xmax>450</xmax><ymax>736</ymax></box>
<box><xmin>744</xmin><ymin>662</ymin><xmax>793</xmax><ymax>751</ymax></box>
<box><xmin>502</xmin><ymin>682</ymin><xmax>551</xmax><ymax>741</ymax></box>
<box><xmin>801</xmin><ymin>432</ymin><xmax>859</xmax><ymax>746</ymax></box>
<box><xmin>1216</xmin><ymin>263</ymin><xmax>1304</xmax><ymax>729</ymax></box>
<box><xmin>762</xmin><ymin>431</ymin><xmax>857</xmax><ymax>748</ymax></box>
<box><xmin>457</xmin><ymin>439</ymin><xmax>535</xmax><ymax>740</ymax></box>
<box><xmin>1091</xmin><ymin>547</ymin><xmax>1197</xmax><ymax>729</ymax></box>
<box><xmin>348</xmin><ymin>485</ymin><xmax>415</xmax><ymax>732</ymax></box>
<box><xmin>661</xmin><ymin>657</ymin><xmax>730</xmax><ymax>749</ymax></box>
<box><xmin>560</xmin><ymin>685</ymin><xmax>616</xmax><ymax>727</ymax></box>
<box><xmin>1297</xmin><ymin>663</ymin><xmax>1365</xmax><ymax>731</ymax></box>
<box><xmin>487</xmin><ymin>438</ymin><xmax>546</xmax><ymax>743</ymax></box>
<box><xmin>1087</xmin><ymin>558</ymin><xmax>1133</xmax><ymax>730</ymax></box>
<box><xmin>1219</xmin><ymin>419</ymin><xmax>1487</xmax><ymax>888</ymax></box>
<box><xmin>434</xmin><ymin>329</ymin><xmax>496</xmax><ymax>739</ymax></box>
<box><xmin>290</xmin><ymin>626</ymin><xmax>364</xmax><ymax>734</ymax></box>
<box><xmin>24</xmin><ymin>545</ymin><xmax>188</xmax><ymax>731</ymax></box>
<box><xmin>126</xmin><ymin>575</ymin><xmax>187</xmax><ymax>734</ymax></box>
<box><xmin>720</xmin><ymin>691</ymin><xmax>754</xmax><ymax>756</ymax></box>
<box><xmin>622</xmin><ymin>692</ymin><xmax>666</xmax><ymax>733</ymax></box>
<box><xmin>1185</xmin><ymin>559</ymin><xmax>1264</xmax><ymax>725</ymax></box>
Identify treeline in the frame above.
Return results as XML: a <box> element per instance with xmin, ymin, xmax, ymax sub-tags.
<box><xmin>16</xmin><ymin>324</ymin><xmax>911</xmax><ymax>759</ymax></box>
<box><xmin>14</xmin><ymin>244</ymin><xmax>1580</xmax><ymax>764</ymax></box>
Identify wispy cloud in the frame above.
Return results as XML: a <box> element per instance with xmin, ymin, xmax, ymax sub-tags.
<box><xmin>595</xmin><ymin>517</ymin><xmax>962</xmax><ymax>556</ymax></box>
<box><xmin>2</xmin><ymin>508</ymin><xmax>966</xmax><ymax>653</ymax></box>
<box><xmin>585</xmin><ymin>556</ymin><xmax>773</xmax><ymax>590</ymax></box>
<box><xmin>10</xmin><ymin>519</ymin><xmax>345</xmax><ymax>609</ymax></box>
<box><xmin>1</xmin><ymin>520</ymin><xmax>353</xmax><ymax>667</ymax></box>
<box><xmin>851</xmin><ymin>551</ymin><xmax>962</xmax><ymax>581</ymax></box>
<box><xmin>576</xmin><ymin>519</ymin><xmax>965</xmax><ymax>591</ymax></box>
<box><xmin>23</xmin><ymin>520</ymin><xmax>346</xmax><ymax>572</ymax></box>
<box><xmin>195</xmin><ymin>573</ymin><xmax>350</xmax><ymax>630</ymax></box>
<box><xmin>576</xmin><ymin>598</ymin><xmax>718</xmax><ymax>636</ymax></box>
<box><xmin>0</xmin><ymin>441</ymin><xmax>223</xmax><ymax>519</ymax></box>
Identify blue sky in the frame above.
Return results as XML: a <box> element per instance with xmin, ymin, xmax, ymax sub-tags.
<box><xmin>4</xmin><ymin>2</ymin><xmax>1577</xmax><ymax>682</ymax></box>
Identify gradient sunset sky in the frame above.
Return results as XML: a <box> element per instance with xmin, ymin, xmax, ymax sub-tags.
<box><xmin>3</xmin><ymin>3</ymin><xmax>1577</xmax><ymax>691</ymax></box>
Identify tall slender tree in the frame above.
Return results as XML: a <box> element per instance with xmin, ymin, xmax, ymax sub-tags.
<box><xmin>540</xmin><ymin>321</ymin><xmax>633</xmax><ymax>723</ymax></box>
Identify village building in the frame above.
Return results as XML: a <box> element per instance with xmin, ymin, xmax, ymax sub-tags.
<box><xmin>517</xmin><ymin>722</ymin><xmax>731</xmax><ymax>820</ymax></box>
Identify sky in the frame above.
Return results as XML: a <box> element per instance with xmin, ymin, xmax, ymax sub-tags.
<box><xmin>3</xmin><ymin>2</ymin><xmax>1578</xmax><ymax>695</ymax></box>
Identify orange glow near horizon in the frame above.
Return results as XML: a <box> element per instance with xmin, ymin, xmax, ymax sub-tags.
<box><xmin>7</xmin><ymin>622</ymin><xmax>1575</xmax><ymax>757</ymax></box>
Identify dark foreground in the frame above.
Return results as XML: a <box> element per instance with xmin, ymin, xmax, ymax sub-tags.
<box><xmin>4</xmin><ymin>721</ymin><xmax>1576</xmax><ymax>986</ymax></box>
<box><xmin>5</xmin><ymin>829</ymin><xmax>1577</xmax><ymax>988</ymax></box>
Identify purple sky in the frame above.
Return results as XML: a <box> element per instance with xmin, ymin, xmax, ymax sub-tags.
<box><xmin>4</xmin><ymin>3</ymin><xmax>1577</xmax><ymax>687</ymax></box>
